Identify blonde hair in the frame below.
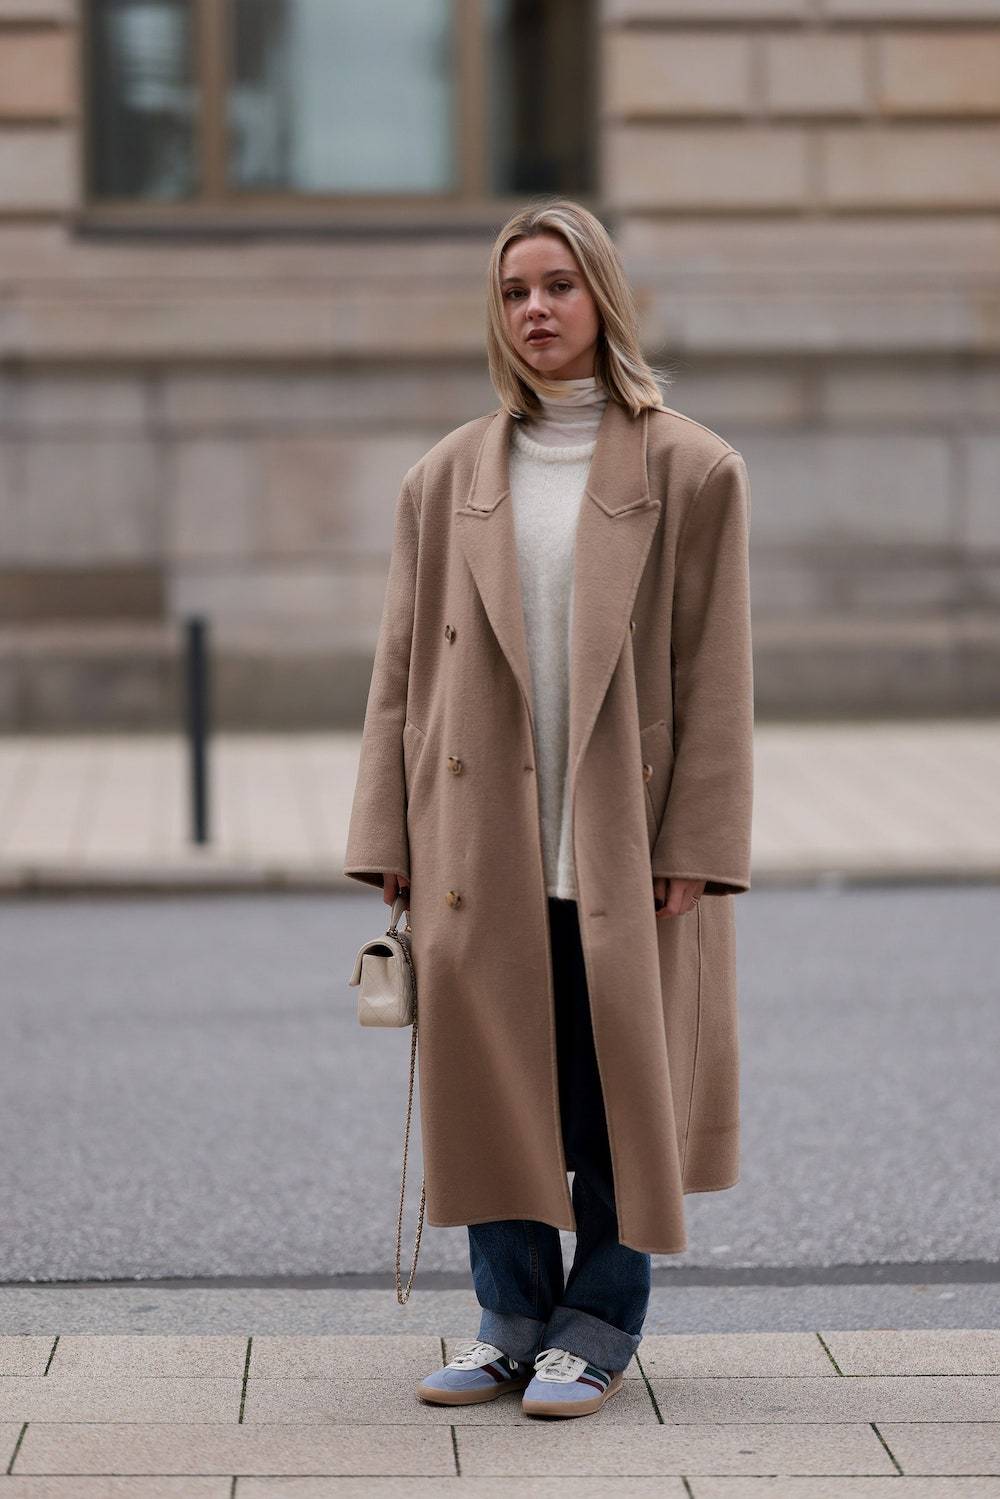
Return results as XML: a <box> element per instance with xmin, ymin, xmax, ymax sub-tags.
<box><xmin>486</xmin><ymin>197</ymin><xmax>676</xmax><ymax>420</ymax></box>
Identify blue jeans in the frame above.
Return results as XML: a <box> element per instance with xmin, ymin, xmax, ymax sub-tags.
<box><xmin>467</xmin><ymin>895</ymin><xmax>652</xmax><ymax>1373</ymax></box>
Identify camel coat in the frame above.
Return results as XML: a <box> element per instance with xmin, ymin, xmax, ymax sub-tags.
<box><xmin>344</xmin><ymin>395</ymin><xmax>754</xmax><ymax>1254</ymax></box>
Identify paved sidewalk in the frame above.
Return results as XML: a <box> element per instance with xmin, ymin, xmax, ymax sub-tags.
<box><xmin>0</xmin><ymin>720</ymin><xmax>998</xmax><ymax>891</ymax></box>
<box><xmin>0</xmin><ymin>1330</ymin><xmax>997</xmax><ymax>1493</ymax></box>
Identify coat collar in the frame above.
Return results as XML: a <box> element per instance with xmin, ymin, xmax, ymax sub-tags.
<box><xmin>454</xmin><ymin>398</ymin><xmax>662</xmax><ymax>790</ymax></box>
<box><xmin>460</xmin><ymin>394</ymin><xmax>651</xmax><ymax>516</ymax></box>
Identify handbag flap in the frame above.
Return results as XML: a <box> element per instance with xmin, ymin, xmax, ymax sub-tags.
<box><xmin>349</xmin><ymin>934</ymin><xmax>407</xmax><ymax>987</ymax></box>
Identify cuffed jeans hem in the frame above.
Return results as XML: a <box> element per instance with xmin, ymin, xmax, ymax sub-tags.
<box><xmin>476</xmin><ymin>1308</ymin><xmax>548</xmax><ymax>1366</ymax></box>
<box><xmin>541</xmin><ymin>1304</ymin><xmax>643</xmax><ymax>1373</ymax></box>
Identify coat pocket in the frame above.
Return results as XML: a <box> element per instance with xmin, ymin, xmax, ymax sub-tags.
<box><xmin>639</xmin><ymin>717</ymin><xmax>675</xmax><ymax>847</ymax></box>
<box><xmin>402</xmin><ymin>717</ymin><xmax>428</xmax><ymax>808</ymax></box>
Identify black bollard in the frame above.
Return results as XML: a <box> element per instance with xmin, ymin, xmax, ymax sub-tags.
<box><xmin>184</xmin><ymin>616</ymin><xmax>210</xmax><ymax>844</ymax></box>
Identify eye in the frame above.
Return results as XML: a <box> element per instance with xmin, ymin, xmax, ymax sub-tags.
<box><xmin>504</xmin><ymin>288</ymin><xmax>525</xmax><ymax>300</ymax></box>
<box><xmin>553</xmin><ymin>280</ymin><xmax>573</xmax><ymax>292</ymax></box>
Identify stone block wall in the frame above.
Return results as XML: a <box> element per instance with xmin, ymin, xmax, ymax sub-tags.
<box><xmin>0</xmin><ymin>0</ymin><xmax>998</xmax><ymax>726</ymax></box>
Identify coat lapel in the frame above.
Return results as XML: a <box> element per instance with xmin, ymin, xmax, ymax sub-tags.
<box><xmin>454</xmin><ymin>397</ymin><xmax>662</xmax><ymax>787</ymax></box>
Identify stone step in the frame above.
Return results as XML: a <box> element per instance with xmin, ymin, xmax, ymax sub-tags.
<box><xmin>1</xmin><ymin>613</ymin><xmax>998</xmax><ymax>729</ymax></box>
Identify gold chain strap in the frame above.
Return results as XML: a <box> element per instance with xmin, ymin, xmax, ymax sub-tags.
<box><xmin>394</xmin><ymin>919</ymin><xmax>426</xmax><ymax>1304</ymax></box>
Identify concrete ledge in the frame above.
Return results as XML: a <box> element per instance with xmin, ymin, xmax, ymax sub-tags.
<box><xmin>2</xmin><ymin>617</ymin><xmax>1000</xmax><ymax>728</ymax></box>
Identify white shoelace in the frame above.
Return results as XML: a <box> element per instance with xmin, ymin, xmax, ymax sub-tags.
<box><xmin>533</xmin><ymin>1346</ymin><xmax>588</xmax><ymax>1382</ymax></box>
<box><xmin>448</xmin><ymin>1340</ymin><xmax>518</xmax><ymax>1370</ymax></box>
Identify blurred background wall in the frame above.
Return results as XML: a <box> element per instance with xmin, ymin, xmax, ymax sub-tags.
<box><xmin>0</xmin><ymin>0</ymin><xmax>998</xmax><ymax>730</ymax></box>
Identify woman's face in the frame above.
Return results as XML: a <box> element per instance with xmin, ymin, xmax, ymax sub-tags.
<box><xmin>500</xmin><ymin>232</ymin><xmax>601</xmax><ymax>381</ymax></box>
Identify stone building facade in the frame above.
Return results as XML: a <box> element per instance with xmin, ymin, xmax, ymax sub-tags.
<box><xmin>1</xmin><ymin>0</ymin><xmax>998</xmax><ymax>729</ymax></box>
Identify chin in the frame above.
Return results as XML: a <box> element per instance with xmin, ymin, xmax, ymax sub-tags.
<box><xmin>529</xmin><ymin>353</ymin><xmax>576</xmax><ymax>377</ymax></box>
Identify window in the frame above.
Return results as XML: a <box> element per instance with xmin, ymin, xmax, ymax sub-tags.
<box><xmin>485</xmin><ymin>0</ymin><xmax>596</xmax><ymax>198</ymax></box>
<box><xmin>228</xmin><ymin>0</ymin><xmax>455</xmax><ymax>194</ymax></box>
<box><xmin>86</xmin><ymin>0</ymin><xmax>198</xmax><ymax>201</ymax></box>
<box><xmin>83</xmin><ymin>0</ymin><xmax>597</xmax><ymax>214</ymax></box>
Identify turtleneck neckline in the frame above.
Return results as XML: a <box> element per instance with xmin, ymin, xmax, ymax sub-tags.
<box><xmin>517</xmin><ymin>373</ymin><xmax>609</xmax><ymax>451</ymax></box>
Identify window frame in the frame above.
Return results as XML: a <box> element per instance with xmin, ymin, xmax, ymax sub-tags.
<box><xmin>77</xmin><ymin>0</ymin><xmax>601</xmax><ymax>233</ymax></box>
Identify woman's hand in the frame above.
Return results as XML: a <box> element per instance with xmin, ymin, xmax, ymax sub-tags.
<box><xmin>653</xmin><ymin>876</ymin><xmax>705</xmax><ymax>918</ymax></box>
<box><xmin>383</xmin><ymin>872</ymin><xmax>410</xmax><ymax>911</ymax></box>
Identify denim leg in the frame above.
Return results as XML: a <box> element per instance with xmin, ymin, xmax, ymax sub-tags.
<box><xmin>545</xmin><ymin>1168</ymin><xmax>651</xmax><ymax>1371</ymax></box>
<box><xmin>467</xmin><ymin>1217</ymin><xmax>564</xmax><ymax>1364</ymax></box>
<box><xmin>538</xmin><ymin>896</ymin><xmax>652</xmax><ymax>1373</ymax></box>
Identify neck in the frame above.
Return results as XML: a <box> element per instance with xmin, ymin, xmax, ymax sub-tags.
<box><xmin>520</xmin><ymin>374</ymin><xmax>608</xmax><ymax>449</ymax></box>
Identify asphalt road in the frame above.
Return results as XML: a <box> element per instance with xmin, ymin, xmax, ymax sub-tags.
<box><xmin>1</xmin><ymin>886</ymin><xmax>997</xmax><ymax>1285</ymax></box>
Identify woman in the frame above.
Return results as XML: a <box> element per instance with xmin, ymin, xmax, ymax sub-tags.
<box><xmin>344</xmin><ymin>199</ymin><xmax>754</xmax><ymax>1419</ymax></box>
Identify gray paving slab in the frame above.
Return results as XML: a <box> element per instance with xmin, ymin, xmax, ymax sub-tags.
<box><xmin>454</xmin><ymin>1421</ymin><xmax>895</xmax><ymax>1476</ymax></box>
<box><xmin>879</xmin><ymin>1422</ymin><xmax>1000</xmax><ymax>1476</ymax></box>
<box><xmin>14</xmin><ymin>1422</ymin><xmax>456</xmax><ymax>1477</ymax></box>
<box><xmin>689</xmin><ymin>1482</ymin><xmax>1000</xmax><ymax>1498</ymax></box>
<box><xmin>0</xmin><ymin>1335</ymin><xmax>993</xmax><ymax>1486</ymax></box>
<box><xmin>0</xmin><ymin>1483</ymin><xmax>230</xmax><ymax>1498</ymax></box>
<box><xmin>241</xmin><ymin>1374</ymin><xmax>657</xmax><ymax>1425</ymax></box>
<box><xmin>235</xmin><ymin>1482</ymin><xmax>690</xmax><ymax>1498</ymax></box>
<box><xmin>634</xmin><ymin>1332</ymin><xmax>834</xmax><ymax>1379</ymax></box>
<box><xmin>822</xmin><ymin>1330</ymin><xmax>1000</xmax><ymax>1375</ymax></box>
<box><xmin>0</xmin><ymin>1339</ymin><xmax>55</xmax><ymax>1377</ymax></box>
<box><xmin>249</xmin><ymin>1334</ymin><xmax>442</xmax><ymax>1379</ymax></box>
<box><xmin>0</xmin><ymin>1376</ymin><xmax>241</xmax><ymax>1424</ymax></box>
<box><xmin>50</xmin><ymin>1335</ymin><xmax>248</xmax><ymax>1378</ymax></box>
<box><xmin>649</xmin><ymin>1374</ymin><xmax>1000</xmax><ymax>1423</ymax></box>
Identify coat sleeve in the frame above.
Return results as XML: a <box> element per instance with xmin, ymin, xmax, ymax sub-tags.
<box><xmin>651</xmin><ymin>449</ymin><xmax>754</xmax><ymax>896</ymax></box>
<box><xmin>342</xmin><ymin>471</ymin><xmax>419</xmax><ymax>891</ymax></box>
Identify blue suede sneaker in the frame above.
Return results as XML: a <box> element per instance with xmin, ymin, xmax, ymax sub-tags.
<box><xmin>521</xmin><ymin>1346</ymin><xmax>624</xmax><ymax>1418</ymax></box>
<box><xmin>416</xmin><ymin>1339</ymin><xmax>531</xmax><ymax>1406</ymax></box>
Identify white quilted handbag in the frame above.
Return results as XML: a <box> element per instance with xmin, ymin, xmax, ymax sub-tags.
<box><xmin>347</xmin><ymin>892</ymin><xmax>425</xmax><ymax>1301</ymax></box>
<box><xmin>348</xmin><ymin>894</ymin><xmax>415</xmax><ymax>1026</ymax></box>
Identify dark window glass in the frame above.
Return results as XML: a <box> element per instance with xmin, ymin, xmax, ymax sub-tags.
<box><xmin>485</xmin><ymin>0</ymin><xmax>597</xmax><ymax>196</ymax></box>
<box><xmin>87</xmin><ymin>0</ymin><xmax>198</xmax><ymax>200</ymax></box>
<box><xmin>228</xmin><ymin>0</ymin><xmax>455</xmax><ymax>194</ymax></box>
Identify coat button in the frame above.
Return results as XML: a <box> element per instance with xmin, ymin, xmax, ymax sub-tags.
<box><xmin>445</xmin><ymin>889</ymin><xmax>462</xmax><ymax>908</ymax></box>
<box><xmin>447</xmin><ymin>755</ymin><xmax>463</xmax><ymax>774</ymax></box>
<box><xmin>630</xmin><ymin>618</ymin><xmax>636</xmax><ymax>634</ymax></box>
<box><xmin>444</xmin><ymin>624</ymin><xmax>456</xmax><ymax>642</ymax></box>
<box><xmin>642</xmin><ymin>762</ymin><xmax>653</xmax><ymax>781</ymax></box>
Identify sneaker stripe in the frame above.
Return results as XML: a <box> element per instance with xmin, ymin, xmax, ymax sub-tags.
<box><xmin>577</xmin><ymin>1374</ymin><xmax>606</xmax><ymax>1392</ymax></box>
<box><xmin>481</xmin><ymin>1360</ymin><xmax>511</xmax><ymax>1383</ymax></box>
<box><xmin>583</xmin><ymin>1364</ymin><xmax>610</xmax><ymax>1387</ymax></box>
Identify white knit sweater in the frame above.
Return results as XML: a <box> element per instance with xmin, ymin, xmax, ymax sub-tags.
<box><xmin>509</xmin><ymin>375</ymin><xmax>609</xmax><ymax>901</ymax></box>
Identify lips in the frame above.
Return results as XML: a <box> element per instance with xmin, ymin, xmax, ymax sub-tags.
<box><xmin>527</xmin><ymin>331</ymin><xmax>557</xmax><ymax>344</ymax></box>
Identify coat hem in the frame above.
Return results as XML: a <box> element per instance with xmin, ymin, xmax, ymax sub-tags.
<box><xmin>427</xmin><ymin>1210</ymin><xmax>577</xmax><ymax>1233</ymax></box>
<box><xmin>430</xmin><ymin>1210</ymin><xmax>690</xmax><ymax>1257</ymax></box>
<box><xmin>683</xmin><ymin>1174</ymin><xmax>740</xmax><ymax>1194</ymax></box>
<box><xmin>619</xmin><ymin>1238</ymin><xmax>688</xmax><ymax>1255</ymax></box>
